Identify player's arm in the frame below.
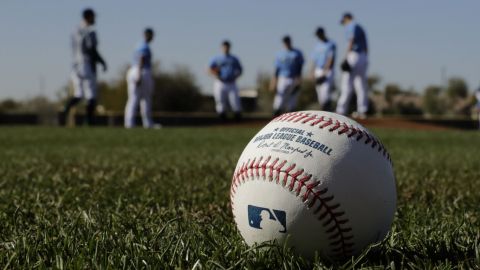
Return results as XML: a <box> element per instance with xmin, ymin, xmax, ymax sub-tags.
<box><xmin>208</xmin><ymin>66</ymin><xmax>219</xmax><ymax>78</ymax></box>
<box><xmin>93</xmin><ymin>49</ymin><xmax>107</xmax><ymax>72</ymax></box>
<box><xmin>235</xmin><ymin>59</ymin><xmax>243</xmax><ymax>79</ymax></box>
<box><xmin>297</xmin><ymin>53</ymin><xmax>305</xmax><ymax>78</ymax></box>
<box><xmin>346</xmin><ymin>38</ymin><xmax>354</xmax><ymax>55</ymax></box>
<box><xmin>270</xmin><ymin>68</ymin><xmax>279</xmax><ymax>92</ymax></box>
<box><xmin>88</xmin><ymin>32</ymin><xmax>107</xmax><ymax>72</ymax></box>
<box><xmin>323</xmin><ymin>54</ymin><xmax>334</xmax><ymax>73</ymax></box>
<box><xmin>345</xmin><ymin>24</ymin><xmax>355</xmax><ymax>57</ymax></box>
<box><xmin>208</xmin><ymin>58</ymin><xmax>220</xmax><ymax>78</ymax></box>
<box><xmin>293</xmin><ymin>53</ymin><xmax>304</xmax><ymax>85</ymax></box>
<box><xmin>135</xmin><ymin>55</ymin><xmax>147</xmax><ymax>86</ymax></box>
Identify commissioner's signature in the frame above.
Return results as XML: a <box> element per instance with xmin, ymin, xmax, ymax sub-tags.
<box><xmin>258</xmin><ymin>141</ymin><xmax>313</xmax><ymax>158</ymax></box>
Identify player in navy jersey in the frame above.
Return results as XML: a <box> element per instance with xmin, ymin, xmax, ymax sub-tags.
<box><xmin>62</xmin><ymin>8</ymin><xmax>107</xmax><ymax>126</ymax></box>
<box><xmin>271</xmin><ymin>36</ymin><xmax>304</xmax><ymax>116</ymax></box>
<box><xmin>208</xmin><ymin>40</ymin><xmax>243</xmax><ymax>121</ymax></box>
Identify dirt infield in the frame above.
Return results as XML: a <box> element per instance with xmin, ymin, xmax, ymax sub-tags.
<box><xmin>222</xmin><ymin>116</ymin><xmax>476</xmax><ymax>131</ymax></box>
<box><xmin>357</xmin><ymin>118</ymin><xmax>449</xmax><ymax>131</ymax></box>
<box><xmin>0</xmin><ymin>112</ymin><xmax>477</xmax><ymax>130</ymax></box>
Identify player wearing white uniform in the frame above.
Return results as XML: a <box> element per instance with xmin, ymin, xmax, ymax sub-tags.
<box><xmin>336</xmin><ymin>12</ymin><xmax>369</xmax><ymax>119</ymax></box>
<box><xmin>310</xmin><ymin>27</ymin><xmax>336</xmax><ymax>111</ymax></box>
<box><xmin>124</xmin><ymin>28</ymin><xmax>155</xmax><ymax>128</ymax></box>
<box><xmin>271</xmin><ymin>36</ymin><xmax>304</xmax><ymax>116</ymax></box>
<box><xmin>63</xmin><ymin>8</ymin><xmax>107</xmax><ymax>126</ymax></box>
<box><xmin>208</xmin><ymin>40</ymin><xmax>243</xmax><ymax>121</ymax></box>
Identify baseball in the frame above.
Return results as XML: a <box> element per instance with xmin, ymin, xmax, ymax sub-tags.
<box><xmin>230</xmin><ymin>111</ymin><xmax>396</xmax><ymax>260</ymax></box>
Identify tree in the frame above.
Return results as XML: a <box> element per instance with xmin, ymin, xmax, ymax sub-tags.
<box><xmin>296</xmin><ymin>78</ymin><xmax>318</xmax><ymax>110</ymax></box>
<box><xmin>384</xmin><ymin>84</ymin><xmax>402</xmax><ymax>105</ymax></box>
<box><xmin>446</xmin><ymin>77</ymin><xmax>468</xmax><ymax>100</ymax></box>
<box><xmin>423</xmin><ymin>85</ymin><xmax>444</xmax><ymax>116</ymax></box>
<box><xmin>152</xmin><ymin>66</ymin><xmax>202</xmax><ymax>112</ymax></box>
<box><xmin>97</xmin><ymin>79</ymin><xmax>128</xmax><ymax>112</ymax></box>
<box><xmin>367</xmin><ymin>74</ymin><xmax>382</xmax><ymax>94</ymax></box>
<box><xmin>81</xmin><ymin>63</ymin><xmax>203</xmax><ymax>113</ymax></box>
<box><xmin>0</xmin><ymin>99</ymin><xmax>20</xmax><ymax>113</ymax></box>
<box><xmin>255</xmin><ymin>71</ymin><xmax>275</xmax><ymax>113</ymax></box>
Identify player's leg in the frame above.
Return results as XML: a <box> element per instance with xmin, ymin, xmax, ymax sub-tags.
<box><xmin>65</xmin><ymin>72</ymin><xmax>84</xmax><ymax>112</ymax></box>
<box><xmin>336</xmin><ymin>71</ymin><xmax>354</xmax><ymax>115</ymax></box>
<box><xmin>62</xmin><ymin>72</ymin><xmax>84</xmax><ymax>125</ymax></box>
<box><xmin>315</xmin><ymin>70</ymin><xmax>334</xmax><ymax>111</ymax></box>
<box><xmin>139</xmin><ymin>72</ymin><xmax>154</xmax><ymax>128</ymax></box>
<box><xmin>85</xmin><ymin>76</ymin><xmax>98</xmax><ymax>126</ymax></box>
<box><xmin>287</xmin><ymin>83</ymin><xmax>300</xmax><ymax>112</ymax></box>
<box><xmin>213</xmin><ymin>81</ymin><xmax>228</xmax><ymax>120</ymax></box>
<box><xmin>86</xmin><ymin>99</ymin><xmax>96</xmax><ymax>126</ymax></box>
<box><xmin>353</xmin><ymin>53</ymin><xmax>369</xmax><ymax>117</ymax></box>
<box><xmin>316</xmin><ymin>81</ymin><xmax>331</xmax><ymax>111</ymax></box>
<box><xmin>227</xmin><ymin>83</ymin><xmax>242</xmax><ymax>121</ymax></box>
<box><xmin>124</xmin><ymin>69</ymin><xmax>140</xmax><ymax>128</ymax></box>
<box><xmin>337</xmin><ymin>52</ymin><xmax>359</xmax><ymax>115</ymax></box>
<box><xmin>273</xmin><ymin>77</ymin><xmax>290</xmax><ymax>116</ymax></box>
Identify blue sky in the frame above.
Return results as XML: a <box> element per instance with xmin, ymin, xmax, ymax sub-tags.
<box><xmin>0</xmin><ymin>1</ymin><xmax>479</xmax><ymax>99</ymax></box>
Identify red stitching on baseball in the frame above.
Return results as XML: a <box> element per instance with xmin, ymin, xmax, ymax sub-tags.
<box><xmin>230</xmin><ymin>156</ymin><xmax>355</xmax><ymax>258</ymax></box>
<box><xmin>271</xmin><ymin>112</ymin><xmax>392</xmax><ymax>163</ymax></box>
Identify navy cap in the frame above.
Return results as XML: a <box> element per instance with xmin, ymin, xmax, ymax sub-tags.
<box><xmin>222</xmin><ymin>40</ymin><xmax>231</xmax><ymax>47</ymax></box>
<box><xmin>315</xmin><ymin>27</ymin><xmax>325</xmax><ymax>36</ymax></box>
<box><xmin>82</xmin><ymin>8</ymin><xmax>95</xmax><ymax>19</ymax></box>
<box><xmin>340</xmin><ymin>12</ymin><xmax>353</xmax><ymax>24</ymax></box>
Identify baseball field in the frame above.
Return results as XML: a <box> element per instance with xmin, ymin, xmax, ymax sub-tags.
<box><xmin>0</xmin><ymin>126</ymin><xmax>479</xmax><ymax>269</ymax></box>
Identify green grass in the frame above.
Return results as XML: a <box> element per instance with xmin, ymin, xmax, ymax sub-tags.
<box><xmin>0</xmin><ymin>127</ymin><xmax>479</xmax><ymax>269</ymax></box>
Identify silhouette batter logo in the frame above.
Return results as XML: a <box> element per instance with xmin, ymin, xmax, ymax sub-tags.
<box><xmin>247</xmin><ymin>205</ymin><xmax>286</xmax><ymax>233</ymax></box>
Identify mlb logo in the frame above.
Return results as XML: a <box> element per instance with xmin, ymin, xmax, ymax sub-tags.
<box><xmin>247</xmin><ymin>205</ymin><xmax>287</xmax><ymax>233</ymax></box>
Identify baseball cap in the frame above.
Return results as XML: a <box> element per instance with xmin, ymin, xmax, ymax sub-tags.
<box><xmin>340</xmin><ymin>12</ymin><xmax>353</xmax><ymax>24</ymax></box>
<box><xmin>222</xmin><ymin>40</ymin><xmax>231</xmax><ymax>47</ymax></box>
<box><xmin>315</xmin><ymin>27</ymin><xmax>325</xmax><ymax>36</ymax></box>
<box><xmin>82</xmin><ymin>8</ymin><xmax>95</xmax><ymax>19</ymax></box>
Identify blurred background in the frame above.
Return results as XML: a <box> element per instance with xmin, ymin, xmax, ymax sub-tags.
<box><xmin>0</xmin><ymin>1</ymin><xmax>479</xmax><ymax>125</ymax></box>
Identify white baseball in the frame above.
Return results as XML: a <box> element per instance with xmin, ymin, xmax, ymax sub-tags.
<box><xmin>230</xmin><ymin>111</ymin><xmax>396</xmax><ymax>260</ymax></box>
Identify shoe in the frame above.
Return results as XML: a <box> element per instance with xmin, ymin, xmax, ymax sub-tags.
<box><xmin>352</xmin><ymin>112</ymin><xmax>367</xmax><ymax>120</ymax></box>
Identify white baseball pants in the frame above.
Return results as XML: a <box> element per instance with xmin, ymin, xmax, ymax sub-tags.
<box><xmin>71</xmin><ymin>62</ymin><xmax>97</xmax><ymax>99</ymax></box>
<box><xmin>336</xmin><ymin>51</ymin><xmax>369</xmax><ymax>115</ymax></box>
<box><xmin>213</xmin><ymin>80</ymin><xmax>242</xmax><ymax>113</ymax></box>
<box><xmin>125</xmin><ymin>67</ymin><xmax>154</xmax><ymax>128</ymax></box>
<box><xmin>314</xmin><ymin>69</ymin><xmax>334</xmax><ymax>109</ymax></box>
<box><xmin>273</xmin><ymin>77</ymin><xmax>299</xmax><ymax>112</ymax></box>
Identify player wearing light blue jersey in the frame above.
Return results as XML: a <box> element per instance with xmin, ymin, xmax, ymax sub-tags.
<box><xmin>336</xmin><ymin>12</ymin><xmax>369</xmax><ymax>118</ymax></box>
<box><xmin>310</xmin><ymin>27</ymin><xmax>336</xmax><ymax>111</ymax></box>
<box><xmin>208</xmin><ymin>40</ymin><xmax>243</xmax><ymax>121</ymax></box>
<box><xmin>62</xmin><ymin>8</ymin><xmax>107</xmax><ymax>126</ymax></box>
<box><xmin>125</xmin><ymin>28</ymin><xmax>155</xmax><ymax>128</ymax></box>
<box><xmin>271</xmin><ymin>36</ymin><xmax>304</xmax><ymax>116</ymax></box>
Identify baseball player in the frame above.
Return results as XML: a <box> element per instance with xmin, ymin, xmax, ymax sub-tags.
<box><xmin>271</xmin><ymin>36</ymin><xmax>304</xmax><ymax>116</ymax></box>
<box><xmin>124</xmin><ymin>28</ymin><xmax>155</xmax><ymax>128</ymax></box>
<box><xmin>208</xmin><ymin>40</ymin><xmax>243</xmax><ymax>121</ymax></box>
<box><xmin>310</xmin><ymin>27</ymin><xmax>336</xmax><ymax>111</ymax></box>
<box><xmin>476</xmin><ymin>88</ymin><xmax>480</xmax><ymax>129</ymax></box>
<box><xmin>63</xmin><ymin>8</ymin><xmax>107</xmax><ymax>126</ymax></box>
<box><xmin>336</xmin><ymin>12</ymin><xmax>369</xmax><ymax>119</ymax></box>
